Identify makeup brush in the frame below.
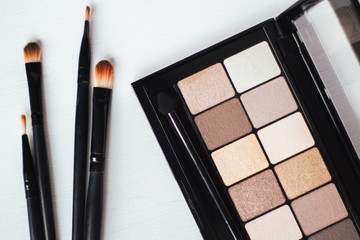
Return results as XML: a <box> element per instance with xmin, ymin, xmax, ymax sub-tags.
<box><xmin>72</xmin><ymin>6</ymin><xmax>91</xmax><ymax>240</ymax></box>
<box><xmin>24</xmin><ymin>42</ymin><xmax>56</xmax><ymax>240</ymax></box>
<box><xmin>22</xmin><ymin>114</ymin><xmax>45</xmax><ymax>240</ymax></box>
<box><xmin>157</xmin><ymin>91</ymin><xmax>238</xmax><ymax>240</ymax></box>
<box><xmin>84</xmin><ymin>60</ymin><xmax>114</xmax><ymax>240</ymax></box>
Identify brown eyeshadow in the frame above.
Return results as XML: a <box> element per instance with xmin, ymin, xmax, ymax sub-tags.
<box><xmin>309</xmin><ymin>219</ymin><xmax>360</xmax><ymax>240</ymax></box>
<box><xmin>228</xmin><ymin>170</ymin><xmax>285</xmax><ymax>221</ymax></box>
<box><xmin>291</xmin><ymin>184</ymin><xmax>348</xmax><ymax>236</ymax></box>
<box><xmin>195</xmin><ymin>98</ymin><xmax>252</xmax><ymax>150</ymax></box>
<box><xmin>275</xmin><ymin>148</ymin><xmax>331</xmax><ymax>199</ymax></box>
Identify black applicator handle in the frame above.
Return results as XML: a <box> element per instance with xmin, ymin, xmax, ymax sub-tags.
<box><xmin>26</xmin><ymin>62</ymin><xmax>56</xmax><ymax>240</ymax></box>
<box><xmin>84</xmin><ymin>171</ymin><xmax>104</xmax><ymax>240</ymax></box>
<box><xmin>27</xmin><ymin>196</ymin><xmax>45</xmax><ymax>240</ymax></box>
<box><xmin>23</xmin><ymin>133</ymin><xmax>45</xmax><ymax>240</ymax></box>
<box><xmin>72</xmin><ymin>83</ymin><xmax>89</xmax><ymax>240</ymax></box>
<box><xmin>72</xmin><ymin>19</ymin><xmax>90</xmax><ymax>240</ymax></box>
<box><xmin>84</xmin><ymin>87</ymin><xmax>111</xmax><ymax>240</ymax></box>
<box><xmin>32</xmin><ymin>124</ymin><xmax>56</xmax><ymax>240</ymax></box>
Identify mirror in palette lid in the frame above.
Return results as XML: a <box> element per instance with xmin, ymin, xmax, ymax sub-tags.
<box><xmin>281</xmin><ymin>0</ymin><xmax>360</xmax><ymax>160</ymax></box>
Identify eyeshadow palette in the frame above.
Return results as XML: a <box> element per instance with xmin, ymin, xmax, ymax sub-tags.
<box><xmin>133</xmin><ymin>0</ymin><xmax>360</xmax><ymax>239</ymax></box>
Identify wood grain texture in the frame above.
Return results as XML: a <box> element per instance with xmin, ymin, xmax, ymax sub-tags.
<box><xmin>0</xmin><ymin>0</ymin><xmax>296</xmax><ymax>239</ymax></box>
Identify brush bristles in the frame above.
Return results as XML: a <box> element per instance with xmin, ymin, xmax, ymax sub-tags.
<box><xmin>95</xmin><ymin>60</ymin><xmax>114</xmax><ymax>89</ymax></box>
<box><xmin>21</xmin><ymin>115</ymin><xmax>26</xmax><ymax>134</ymax></box>
<box><xmin>24</xmin><ymin>42</ymin><xmax>41</xmax><ymax>63</ymax></box>
<box><xmin>85</xmin><ymin>6</ymin><xmax>91</xmax><ymax>21</ymax></box>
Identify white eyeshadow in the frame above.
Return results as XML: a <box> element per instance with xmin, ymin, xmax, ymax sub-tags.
<box><xmin>245</xmin><ymin>205</ymin><xmax>302</xmax><ymax>240</ymax></box>
<box><xmin>258</xmin><ymin>112</ymin><xmax>315</xmax><ymax>164</ymax></box>
<box><xmin>224</xmin><ymin>41</ymin><xmax>281</xmax><ymax>93</ymax></box>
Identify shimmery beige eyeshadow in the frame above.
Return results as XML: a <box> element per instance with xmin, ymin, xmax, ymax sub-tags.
<box><xmin>228</xmin><ymin>170</ymin><xmax>285</xmax><ymax>221</ymax></box>
<box><xmin>275</xmin><ymin>148</ymin><xmax>331</xmax><ymax>199</ymax></box>
<box><xmin>240</xmin><ymin>76</ymin><xmax>298</xmax><ymax>128</ymax></box>
<box><xmin>211</xmin><ymin>134</ymin><xmax>268</xmax><ymax>186</ymax></box>
<box><xmin>177</xmin><ymin>63</ymin><xmax>235</xmax><ymax>115</ymax></box>
<box><xmin>224</xmin><ymin>41</ymin><xmax>281</xmax><ymax>93</ymax></box>
<box><xmin>309</xmin><ymin>219</ymin><xmax>360</xmax><ymax>240</ymax></box>
<box><xmin>195</xmin><ymin>98</ymin><xmax>252</xmax><ymax>150</ymax></box>
<box><xmin>258</xmin><ymin>112</ymin><xmax>315</xmax><ymax>164</ymax></box>
<box><xmin>245</xmin><ymin>205</ymin><xmax>302</xmax><ymax>240</ymax></box>
<box><xmin>292</xmin><ymin>184</ymin><xmax>348</xmax><ymax>236</ymax></box>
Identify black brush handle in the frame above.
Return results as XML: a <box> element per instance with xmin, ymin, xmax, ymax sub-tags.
<box><xmin>72</xmin><ymin>83</ymin><xmax>89</xmax><ymax>240</ymax></box>
<box><xmin>84</xmin><ymin>171</ymin><xmax>104</xmax><ymax>240</ymax></box>
<box><xmin>27</xmin><ymin>196</ymin><xmax>45</xmax><ymax>240</ymax></box>
<box><xmin>33</xmin><ymin>124</ymin><xmax>56</xmax><ymax>240</ymax></box>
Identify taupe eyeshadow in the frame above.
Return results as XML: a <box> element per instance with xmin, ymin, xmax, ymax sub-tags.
<box><xmin>195</xmin><ymin>98</ymin><xmax>252</xmax><ymax>150</ymax></box>
<box><xmin>291</xmin><ymin>184</ymin><xmax>348</xmax><ymax>236</ymax></box>
<box><xmin>309</xmin><ymin>219</ymin><xmax>360</xmax><ymax>240</ymax></box>
<box><xmin>240</xmin><ymin>76</ymin><xmax>297</xmax><ymax>128</ymax></box>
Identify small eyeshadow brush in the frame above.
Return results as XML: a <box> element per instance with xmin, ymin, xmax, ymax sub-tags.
<box><xmin>84</xmin><ymin>60</ymin><xmax>114</xmax><ymax>240</ymax></box>
<box><xmin>24</xmin><ymin>42</ymin><xmax>56</xmax><ymax>239</ymax></box>
<box><xmin>156</xmin><ymin>91</ymin><xmax>239</xmax><ymax>240</ymax></box>
<box><xmin>72</xmin><ymin>6</ymin><xmax>91</xmax><ymax>240</ymax></box>
<box><xmin>21</xmin><ymin>114</ymin><xmax>45</xmax><ymax>240</ymax></box>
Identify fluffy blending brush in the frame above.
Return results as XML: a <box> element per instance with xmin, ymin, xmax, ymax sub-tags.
<box><xmin>84</xmin><ymin>60</ymin><xmax>114</xmax><ymax>240</ymax></box>
<box><xmin>157</xmin><ymin>91</ymin><xmax>239</xmax><ymax>240</ymax></box>
<box><xmin>24</xmin><ymin>42</ymin><xmax>56</xmax><ymax>240</ymax></box>
<box><xmin>72</xmin><ymin>6</ymin><xmax>91</xmax><ymax>240</ymax></box>
<box><xmin>22</xmin><ymin>115</ymin><xmax>45</xmax><ymax>240</ymax></box>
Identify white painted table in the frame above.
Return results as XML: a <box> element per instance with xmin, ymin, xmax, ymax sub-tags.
<box><xmin>0</xmin><ymin>0</ymin><xmax>296</xmax><ymax>239</ymax></box>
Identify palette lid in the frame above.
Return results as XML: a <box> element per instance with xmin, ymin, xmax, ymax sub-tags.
<box><xmin>277</xmin><ymin>0</ymin><xmax>360</xmax><ymax>159</ymax></box>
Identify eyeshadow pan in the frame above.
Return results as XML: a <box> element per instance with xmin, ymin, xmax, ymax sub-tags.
<box><xmin>178</xmin><ymin>63</ymin><xmax>235</xmax><ymax>115</ymax></box>
<box><xmin>245</xmin><ymin>205</ymin><xmax>302</xmax><ymax>240</ymax></box>
<box><xmin>275</xmin><ymin>148</ymin><xmax>331</xmax><ymax>199</ymax></box>
<box><xmin>240</xmin><ymin>76</ymin><xmax>298</xmax><ymax>128</ymax></box>
<box><xmin>292</xmin><ymin>183</ymin><xmax>348</xmax><ymax>236</ymax></box>
<box><xmin>195</xmin><ymin>98</ymin><xmax>252</xmax><ymax>150</ymax></box>
<box><xmin>228</xmin><ymin>170</ymin><xmax>285</xmax><ymax>221</ymax></box>
<box><xmin>211</xmin><ymin>134</ymin><xmax>268</xmax><ymax>186</ymax></box>
<box><xmin>224</xmin><ymin>41</ymin><xmax>281</xmax><ymax>93</ymax></box>
<box><xmin>309</xmin><ymin>219</ymin><xmax>360</xmax><ymax>240</ymax></box>
<box><xmin>258</xmin><ymin>112</ymin><xmax>315</xmax><ymax>164</ymax></box>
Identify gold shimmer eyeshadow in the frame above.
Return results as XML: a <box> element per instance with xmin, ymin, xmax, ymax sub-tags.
<box><xmin>177</xmin><ymin>63</ymin><xmax>235</xmax><ymax>115</ymax></box>
<box><xmin>195</xmin><ymin>98</ymin><xmax>252</xmax><ymax>150</ymax></box>
<box><xmin>211</xmin><ymin>134</ymin><xmax>268</xmax><ymax>186</ymax></box>
<box><xmin>275</xmin><ymin>148</ymin><xmax>331</xmax><ymax>199</ymax></box>
<box><xmin>309</xmin><ymin>219</ymin><xmax>360</xmax><ymax>240</ymax></box>
<box><xmin>245</xmin><ymin>205</ymin><xmax>302</xmax><ymax>240</ymax></box>
<box><xmin>240</xmin><ymin>76</ymin><xmax>298</xmax><ymax>128</ymax></box>
<box><xmin>224</xmin><ymin>41</ymin><xmax>281</xmax><ymax>93</ymax></box>
<box><xmin>258</xmin><ymin>112</ymin><xmax>315</xmax><ymax>164</ymax></box>
<box><xmin>292</xmin><ymin>184</ymin><xmax>348</xmax><ymax>236</ymax></box>
<box><xmin>228</xmin><ymin>170</ymin><xmax>285</xmax><ymax>221</ymax></box>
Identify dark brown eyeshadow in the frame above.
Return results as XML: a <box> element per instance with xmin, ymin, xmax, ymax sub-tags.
<box><xmin>309</xmin><ymin>218</ymin><xmax>360</xmax><ymax>240</ymax></box>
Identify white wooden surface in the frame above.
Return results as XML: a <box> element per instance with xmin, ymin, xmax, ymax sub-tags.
<box><xmin>0</xmin><ymin>0</ymin><xmax>296</xmax><ymax>239</ymax></box>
